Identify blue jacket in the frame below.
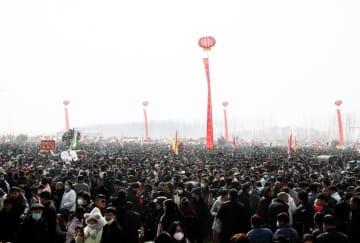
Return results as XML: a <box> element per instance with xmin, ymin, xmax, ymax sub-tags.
<box><xmin>274</xmin><ymin>224</ymin><xmax>299</xmax><ymax>243</ymax></box>
<box><xmin>247</xmin><ymin>226</ymin><xmax>273</xmax><ymax>243</ymax></box>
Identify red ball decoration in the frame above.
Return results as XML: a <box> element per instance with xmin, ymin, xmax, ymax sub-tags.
<box><xmin>335</xmin><ymin>100</ymin><xmax>342</xmax><ymax>106</ymax></box>
<box><xmin>198</xmin><ymin>36</ymin><xmax>216</xmax><ymax>49</ymax></box>
<box><xmin>222</xmin><ymin>101</ymin><xmax>229</xmax><ymax>107</ymax></box>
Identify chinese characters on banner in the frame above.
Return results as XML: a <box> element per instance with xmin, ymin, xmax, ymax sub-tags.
<box><xmin>40</xmin><ymin>140</ymin><xmax>55</xmax><ymax>151</ymax></box>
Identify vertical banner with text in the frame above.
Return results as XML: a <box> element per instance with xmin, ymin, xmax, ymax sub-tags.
<box><xmin>203</xmin><ymin>58</ymin><xmax>214</xmax><ymax>149</ymax></box>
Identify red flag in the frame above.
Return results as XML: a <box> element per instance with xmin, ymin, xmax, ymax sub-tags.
<box><xmin>172</xmin><ymin>130</ymin><xmax>179</xmax><ymax>155</ymax></box>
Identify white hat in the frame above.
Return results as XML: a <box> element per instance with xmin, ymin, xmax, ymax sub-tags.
<box><xmin>84</xmin><ymin>211</ymin><xmax>106</xmax><ymax>226</ymax></box>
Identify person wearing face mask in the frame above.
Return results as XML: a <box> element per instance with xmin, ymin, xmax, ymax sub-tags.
<box><xmin>100</xmin><ymin>207</ymin><xmax>125</xmax><ymax>243</ymax></box>
<box><xmin>168</xmin><ymin>221</ymin><xmax>191</xmax><ymax>243</ymax></box>
<box><xmin>77</xmin><ymin>191</ymin><xmax>93</xmax><ymax>212</ymax></box>
<box><xmin>60</xmin><ymin>180</ymin><xmax>77</xmax><ymax>213</ymax></box>
<box><xmin>17</xmin><ymin>203</ymin><xmax>49</xmax><ymax>243</ymax></box>
<box><xmin>39</xmin><ymin>190</ymin><xmax>58</xmax><ymax>243</ymax></box>
<box><xmin>0</xmin><ymin>167</ymin><xmax>10</xmax><ymax>194</ymax></box>
<box><xmin>273</xmin><ymin>212</ymin><xmax>299</xmax><ymax>243</ymax></box>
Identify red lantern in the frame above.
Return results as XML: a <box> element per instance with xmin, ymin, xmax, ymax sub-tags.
<box><xmin>222</xmin><ymin>101</ymin><xmax>229</xmax><ymax>107</ymax></box>
<box><xmin>63</xmin><ymin>100</ymin><xmax>70</xmax><ymax>106</ymax></box>
<box><xmin>142</xmin><ymin>101</ymin><xmax>149</xmax><ymax>107</ymax></box>
<box><xmin>198</xmin><ymin>36</ymin><xmax>216</xmax><ymax>50</ymax></box>
<box><xmin>335</xmin><ymin>100</ymin><xmax>342</xmax><ymax>106</ymax></box>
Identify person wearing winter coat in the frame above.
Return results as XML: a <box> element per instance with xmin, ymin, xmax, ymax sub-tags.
<box><xmin>273</xmin><ymin>212</ymin><xmax>299</xmax><ymax>243</ymax></box>
<box><xmin>75</xmin><ymin>210</ymin><xmax>106</xmax><ymax>243</ymax></box>
<box><xmin>191</xmin><ymin>187</ymin><xmax>211</xmax><ymax>243</ymax></box>
<box><xmin>217</xmin><ymin>188</ymin><xmax>251</xmax><ymax>243</ymax></box>
<box><xmin>256</xmin><ymin>186</ymin><xmax>273</xmax><ymax>227</ymax></box>
<box><xmin>100</xmin><ymin>207</ymin><xmax>125</xmax><ymax>243</ymax></box>
<box><xmin>268</xmin><ymin>192</ymin><xmax>289</xmax><ymax>232</ymax></box>
<box><xmin>66</xmin><ymin>207</ymin><xmax>86</xmax><ymax>243</ymax></box>
<box><xmin>157</xmin><ymin>199</ymin><xmax>184</xmax><ymax>235</ymax></box>
<box><xmin>210</xmin><ymin>188</ymin><xmax>228</xmax><ymax>243</ymax></box>
<box><xmin>60</xmin><ymin>180</ymin><xmax>77</xmax><ymax>213</ymax></box>
<box><xmin>17</xmin><ymin>203</ymin><xmax>49</xmax><ymax>243</ymax></box>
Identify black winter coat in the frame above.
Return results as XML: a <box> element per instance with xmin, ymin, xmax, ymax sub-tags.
<box><xmin>316</xmin><ymin>228</ymin><xmax>349</xmax><ymax>243</ymax></box>
<box><xmin>217</xmin><ymin>199</ymin><xmax>250</xmax><ymax>243</ymax></box>
<box><xmin>268</xmin><ymin>198</ymin><xmax>289</xmax><ymax>232</ymax></box>
<box><xmin>17</xmin><ymin>216</ymin><xmax>49</xmax><ymax>243</ymax></box>
<box><xmin>100</xmin><ymin>220</ymin><xmax>125</xmax><ymax>243</ymax></box>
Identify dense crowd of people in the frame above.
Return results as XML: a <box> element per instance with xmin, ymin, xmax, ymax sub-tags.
<box><xmin>0</xmin><ymin>141</ymin><xmax>360</xmax><ymax>243</ymax></box>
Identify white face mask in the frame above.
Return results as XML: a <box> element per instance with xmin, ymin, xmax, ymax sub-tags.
<box><xmin>106</xmin><ymin>219</ymin><xmax>114</xmax><ymax>225</ymax></box>
<box><xmin>173</xmin><ymin>232</ymin><xmax>184</xmax><ymax>241</ymax></box>
<box><xmin>77</xmin><ymin>199</ymin><xmax>84</xmax><ymax>205</ymax></box>
<box><xmin>178</xmin><ymin>190</ymin><xmax>183</xmax><ymax>194</ymax></box>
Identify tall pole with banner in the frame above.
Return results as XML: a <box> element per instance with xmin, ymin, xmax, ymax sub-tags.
<box><xmin>143</xmin><ymin>101</ymin><xmax>149</xmax><ymax>141</ymax></box>
<box><xmin>222</xmin><ymin>101</ymin><xmax>229</xmax><ymax>142</ymax></box>
<box><xmin>63</xmin><ymin>100</ymin><xmax>70</xmax><ymax>131</ymax></box>
<box><xmin>198</xmin><ymin>36</ymin><xmax>216</xmax><ymax>150</ymax></box>
<box><xmin>335</xmin><ymin>100</ymin><xmax>344</xmax><ymax>146</ymax></box>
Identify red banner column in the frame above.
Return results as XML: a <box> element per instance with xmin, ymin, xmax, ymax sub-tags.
<box><xmin>335</xmin><ymin>100</ymin><xmax>344</xmax><ymax>146</ymax></box>
<box><xmin>143</xmin><ymin>101</ymin><xmax>149</xmax><ymax>141</ymax></box>
<box><xmin>63</xmin><ymin>100</ymin><xmax>70</xmax><ymax>131</ymax></box>
<box><xmin>203</xmin><ymin>58</ymin><xmax>214</xmax><ymax>149</ymax></box>
<box><xmin>199</xmin><ymin>36</ymin><xmax>216</xmax><ymax>150</ymax></box>
<box><xmin>222</xmin><ymin>101</ymin><xmax>229</xmax><ymax>142</ymax></box>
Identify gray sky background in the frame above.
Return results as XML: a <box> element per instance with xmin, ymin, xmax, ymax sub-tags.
<box><xmin>0</xmin><ymin>1</ymin><xmax>359</xmax><ymax>137</ymax></box>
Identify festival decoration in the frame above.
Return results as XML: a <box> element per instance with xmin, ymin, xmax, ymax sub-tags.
<box><xmin>63</xmin><ymin>100</ymin><xmax>70</xmax><ymax>131</ymax></box>
<box><xmin>287</xmin><ymin>131</ymin><xmax>297</xmax><ymax>156</ymax></box>
<box><xmin>40</xmin><ymin>140</ymin><xmax>55</xmax><ymax>151</ymax></box>
<box><xmin>198</xmin><ymin>36</ymin><xmax>216</xmax><ymax>51</ymax></box>
<box><xmin>143</xmin><ymin>101</ymin><xmax>149</xmax><ymax>141</ymax></box>
<box><xmin>222</xmin><ymin>101</ymin><xmax>229</xmax><ymax>142</ymax></box>
<box><xmin>172</xmin><ymin>130</ymin><xmax>179</xmax><ymax>155</ymax></box>
<box><xmin>198</xmin><ymin>36</ymin><xmax>216</xmax><ymax>149</ymax></box>
<box><xmin>335</xmin><ymin>100</ymin><xmax>344</xmax><ymax>146</ymax></box>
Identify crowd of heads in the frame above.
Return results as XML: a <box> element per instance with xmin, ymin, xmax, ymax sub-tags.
<box><xmin>0</xmin><ymin>141</ymin><xmax>360</xmax><ymax>243</ymax></box>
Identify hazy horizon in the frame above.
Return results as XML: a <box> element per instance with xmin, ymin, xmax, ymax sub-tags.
<box><xmin>1</xmin><ymin>1</ymin><xmax>359</xmax><ymax>138</ymax></box>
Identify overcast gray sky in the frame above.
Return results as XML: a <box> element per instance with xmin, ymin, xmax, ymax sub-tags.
<box><xmin>0</xmin><ymin>1</ymin><xmax>359</xmax><ymax>137</ymax></box>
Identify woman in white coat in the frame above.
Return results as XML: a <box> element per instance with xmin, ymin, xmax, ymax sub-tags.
<box><xmin>60</xmin><ymin>180</ymin><xmax>77</xmax><ymax>213</ymax></box>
